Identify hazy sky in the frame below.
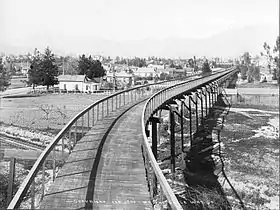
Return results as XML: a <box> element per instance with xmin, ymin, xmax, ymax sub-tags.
<box><xmin>0</xmin><ymin>0</ymin><xmax>278</xmax><ymax>56</ymax></box>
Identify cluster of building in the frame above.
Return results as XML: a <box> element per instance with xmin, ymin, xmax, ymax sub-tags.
<box><xmin>57</xmin><ymin>63</ymin><xmax>193</xmax><ymax>93</ymax></box>
<box><xmin>1</xmin><ymin>54</ymin><xmax>237</xmax><ymax>93</ymax></box>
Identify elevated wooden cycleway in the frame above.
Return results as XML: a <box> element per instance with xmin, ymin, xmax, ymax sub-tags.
<box><xmin>40</xmin><ymin>102</ymin><xmax>152</xmax><ymax>209</ymax></box>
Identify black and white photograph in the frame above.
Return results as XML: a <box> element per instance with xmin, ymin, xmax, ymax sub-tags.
<box><xmin>0</xmin><ymin>0</ymin><xmax>279</xmax><ymax>209</ymax></box>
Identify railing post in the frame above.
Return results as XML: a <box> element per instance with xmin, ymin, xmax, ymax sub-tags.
<box><xmin>31</xmin><ymin>180</ymin><xmax>35</xmax><ymax>209</ymax></box>
<box><xmin>92</xmin><ymin>107</ymin><xmax>95</xmax><ymax>126</ymax></box>
<box><xmin>41</xmin><ymin>161</ymin><xmax>45</xmax><ymax>201</ymax></box>
<box><xmin>52</xmin><ymin>150</ymin><xmax>56</xmax><ymax>182</ymax></box>
<box><xmin>102</xmin><ymin>102</ymin><xmax>104</xmax><ymax>119</ymax></box>
<box><xmin>87</xmin><ymin>110</ymin><xmax>90</xmax><ymax>128</ymax></box>
<box><xmin>97</xmin><ymin>103</ymin><xmax>99</xmax><ymax>121</ymax></box>
<box><xmin>119</xmin><ymin>94</ymin><xmax>121</xmax><ymax>107</ymax></box>
<box><xmin>107</xmin><ymin>99</ymin><xmax>109</xmax><ymax>116</ymax></box>
<box><xmin>81</xmin><ymin>115</ymin><xmax>84</xmax><ymax>137</ymax></box>
<box><xmin>123</xmin><ymin>92</ymin><xmax>125</xmax><ymax>105</ymax></box>
<box><xmin>68</xmin><ymin>129</ymin><xmax>72</xmax><ymax>154</ymax></box>
<box><xmin>62</xmin><ymin>136</ymin><xmax>65</xmax><ymax>157</ymax></box>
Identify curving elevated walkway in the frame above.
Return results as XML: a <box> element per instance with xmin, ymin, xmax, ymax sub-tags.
<box><xmin>40</xmin><ymin>101</ymin><xmax>152</xmax><ymax>209</ymax></box>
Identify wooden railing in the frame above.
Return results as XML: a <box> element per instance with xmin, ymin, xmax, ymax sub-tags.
<box><xmin>7</xmin><ymin>76</ymin><xmax>195</xmax><ymax>209</ymax></box>
<box><xmin>141</xmin><ymin>67</ymin><xmax>238</xmax><ymax>209</ymax></box>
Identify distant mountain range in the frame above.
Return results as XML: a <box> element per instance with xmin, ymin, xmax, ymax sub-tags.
<box><xmin>1</xmin><ymin>24</ymin><xmax>278</xmax><ymax>58</ymax></box>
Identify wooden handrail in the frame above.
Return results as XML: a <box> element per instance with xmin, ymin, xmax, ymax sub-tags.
<box><xmin>7</xmin><ymin>76</ymin><xmax>190</xmax><ymax>209</ymax></box>
<box><xmin>141</xmin><ymin>67</ymin><xmax>238</xmax><ymax>209</ymax></box>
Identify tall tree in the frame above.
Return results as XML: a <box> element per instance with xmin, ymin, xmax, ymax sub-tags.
<box><xmin>77</xmin><ymin>55</ymin><xmax>106</xmax><ymax>79</ymax></box>
<box><xmin>261</xmin><ymin>36</ymin><xmax>279</xmax><ymax>83</ymax></box>
<box><xmin>28</xmin><ymin>47</ymin><xmax>59</xmax><ymax>89</ymax></box>
<box><xmin>202</xmin><ymin>60</ymin><xmax>212</xmax><ymax>74</ymax></box>
<box><xmin>0</xmin><ymin>58</ymin><xmax>11</xmax><ymax>91</ymax></box>
<box><xmin>28</xmin><ymin>49</ymin><xmax>42</xmax><ymax>88</ymax></box>
<box><xmin>40</xmin><ymin>47</ymin><xmax>59</xmax><ymax>89</ymax></box>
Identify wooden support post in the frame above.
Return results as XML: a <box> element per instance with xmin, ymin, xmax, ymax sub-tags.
<box><xmin>204</xmin><ymin>88</ymin><xmax>208</xmax><ymax>115</ymax></box>
<box><xmin>180</xmin><ymin>101</ymin><xmax>184</xmax><ymax>163</ymax></box>
<box><xmin>169</xmin><ymin>105</ymin><xmax>176</xmax><ymax>174</ymax></box>
<box><xmin>199</xmin><ymin>91</ymin><xmax>203</xmax><ymax>123</ymax></box>
<box><xmin>191</xmin><ymin>94</ymin><xmax>199</xmax><ymax>130</ymax></box>
<box><xmin>7</xmin><ymin>158</ymin><xmax>16</xmax><ymax>206</ymax></box>
<box><xmin>151</xmin><ymin>117</ymin><xmax>160</xmax><ymax>160</ymax></box>
<box><xmin>189</xmin><ymin>96</ymin><xmax>193</xmax><ymax>147</ymax></box>
<box><xmin>150</xmin><ymin>116</ymin><xmax>160</xmax><ymax>197</ymax></box>
<box><xmin>158</xmin><ymin>110</ymin><xmax>162</xmax><ymax>145</ymax></box>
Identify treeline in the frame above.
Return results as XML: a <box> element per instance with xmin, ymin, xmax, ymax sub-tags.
<box><xmin>28</xmin><ymin>48</ymin><xmax>106</xmax><ymax>89</ymax></box>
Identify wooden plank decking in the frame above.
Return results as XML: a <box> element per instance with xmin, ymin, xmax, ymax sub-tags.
<box><xmin>39</xmin><ymin>102</ymin><xmax>152</xmax><ymax>209</ymax></box>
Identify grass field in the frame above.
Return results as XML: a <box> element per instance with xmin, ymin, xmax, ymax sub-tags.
<box><xmin>220</xmin><ymin>107</ymin><xmax>279</xmax><ymax>209</ymax></box>
<box><xmin>0</xmin><ymin>93</ymin><xmax>107</xmax><ymax>134</ymax></box>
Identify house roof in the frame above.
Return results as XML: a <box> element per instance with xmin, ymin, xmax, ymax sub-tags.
<box><xmin>58</xmin><ymin>75</ymin><xmax>86</xmax><ymax>82</ymax></box>
<box><xmin>58</xmin><ymin>75</ymin><xmax>102</xmax><ymax>83</ymax></box>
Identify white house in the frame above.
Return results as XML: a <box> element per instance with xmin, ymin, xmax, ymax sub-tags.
<box><xmin>58</xmin><ymin>75</ymin><xmax>101</xmax><ymax>92</ymax></box>
<box><xmin>134</xmin><ymin>67</ymin><xmax>158</xmax><ymax>78</ymax></box>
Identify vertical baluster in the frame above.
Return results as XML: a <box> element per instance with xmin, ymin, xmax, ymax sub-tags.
<box><xmin>75</xmin><ymin>121</ymin><xmax>77</xmax><ymax>145</ymax></box>
<box><xmin>68</xmin><ymin>129</ymin><xmax>72</xmax><ymax>154</ymax></box>
<box><xmin>92</xmin><ymin>107</ymin><xmax>95</xmax><ymax>126</ymax></box>
<box><xmin>124</xmin><ymin>92</ymin><xmax>126</xmax><ymax>105</ymax></box>
<box><xmin>81</xmin><ymin>115</ymin><xmax>84</xmax><ymax>137</ymax></box>
<box><xmin>87</xmin><ymin>110</ymin><xmax>90</xmax><ymax>128</ymax></box>
<box><xmin>31</xmin><ymin>180</ymin><xmax>35</xmax><ymax>209</ymax></box>
<box><xmin>52</xmin><ymin>150</ymin><xmax>56</xmax><ymax>182</ymax></box>
<box><xmin>41</xmin><ymin>161</ymin><xmax>45</xmax><ymax>201</ymax></box>
<box><xmin>107</xmin><ymin>99</ymin><xmax>109</xmax><ymax>116</ymax></box>
<box><xmin>97</xmin><ymin>104</ymin><xmax>99</xmax><ymax>121</ymax></box>
<box><xmin>119</xmin><ymin>94</ymin><xmax>121</xmax><ymax>107</ymax></box>
<box><xmin>102</xmin><ymin>102</ymin><xmax>104</xmax><ymax>119</ymax></box>
<box><xmin>62</xmin><ymin>136</ymin><xmax>65</xmax><ymax>157</ymax></box>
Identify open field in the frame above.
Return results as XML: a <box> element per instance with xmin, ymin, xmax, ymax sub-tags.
<box><xmin>220</xmin><ymin>106</ymin><xmax>279</xmax><ymax>209</ymax></box>
<box><xmin>0</xmin><ymin>93</ymin><xmax>107</xmax><ymax>134</ymax></box>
